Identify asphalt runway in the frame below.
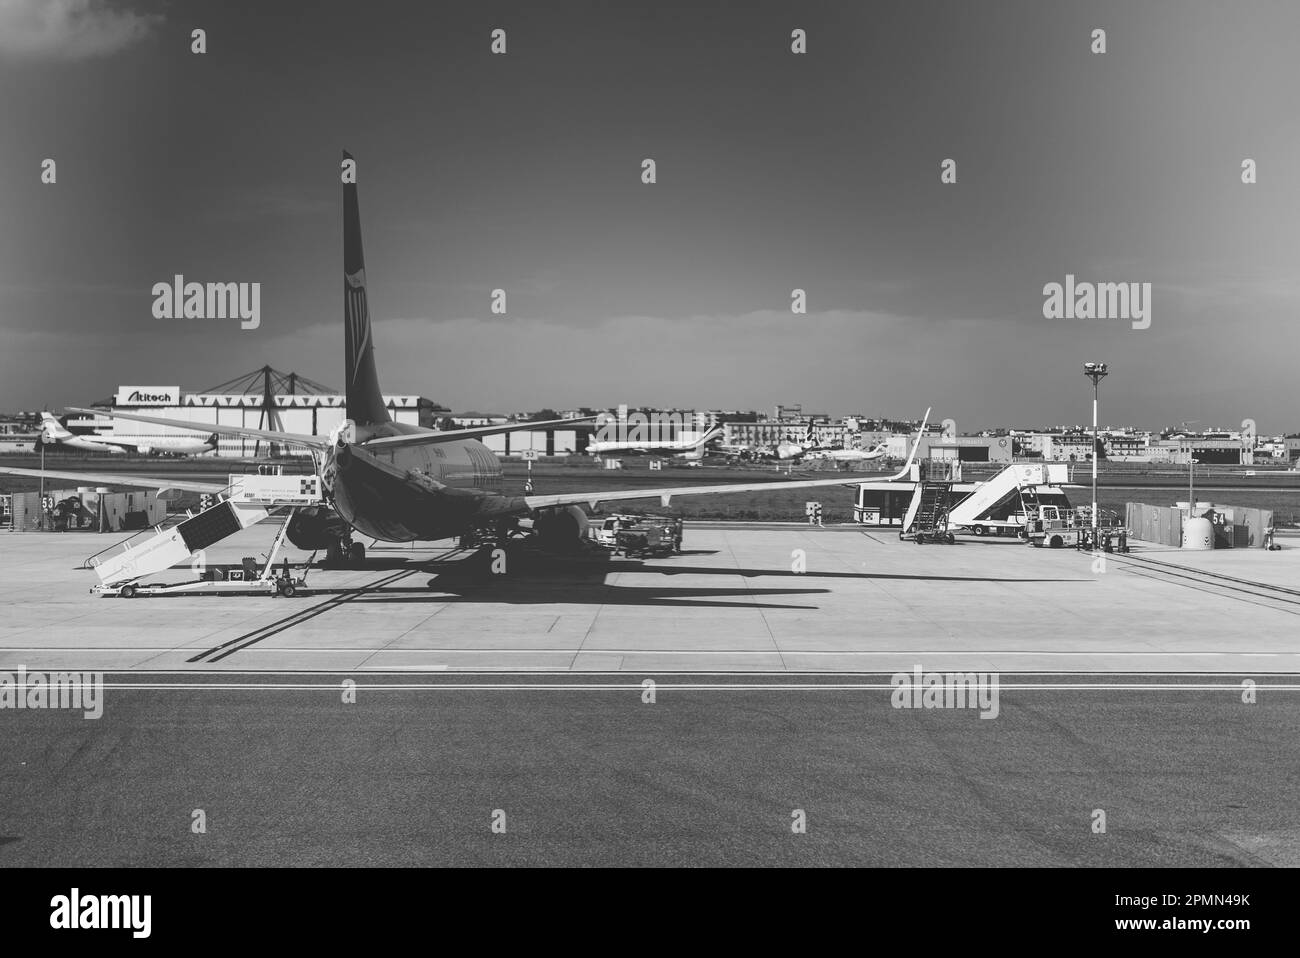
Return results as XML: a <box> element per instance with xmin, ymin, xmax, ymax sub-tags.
<box><xmin>1</xmin><ymin>673</ymin><xmax>1296</xmax><ymax>867</ymax></box>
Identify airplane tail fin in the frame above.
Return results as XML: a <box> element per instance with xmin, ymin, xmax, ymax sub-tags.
<box><xmin>687</xmin><ymin>426</ymin><xmax>724</xmax><ymax>449</ymax></box>
<box><xmin>40</xmin><ymin>411</ymin><xmax>70</xmax><ymax>439</ymax></box>
<box><xmin>342</xmin><ymin>151</ymin><xmax>392</xmax><ymax>427</ymax></box>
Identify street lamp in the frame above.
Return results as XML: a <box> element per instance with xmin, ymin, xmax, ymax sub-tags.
<box><xmin>1083</xmin><ymin>362</ymin><xmax>1109</xmax><ymax>549</ymax></box>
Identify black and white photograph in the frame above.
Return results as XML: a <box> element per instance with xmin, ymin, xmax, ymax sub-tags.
<box><xmin>0</xmin><ymin>0</ymin><xmax>1293</xmax><ymax>930</ymax></box>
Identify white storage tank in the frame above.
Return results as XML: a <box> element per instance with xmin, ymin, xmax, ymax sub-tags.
<box><xmin>1182</xmin><ymin>516</ymin><xmax>1214</xmax><ymax>550</ymax></box>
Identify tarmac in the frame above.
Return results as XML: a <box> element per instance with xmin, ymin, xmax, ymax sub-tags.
<box><xmin>2</xmin><ymin>520</ymin><xmax>1299</xmax><ymax>674</ymax></box>
<box><xmin>5</xmin><ymin>521</ymin><xmax>1300</xmax><ymax>866</ymax></box>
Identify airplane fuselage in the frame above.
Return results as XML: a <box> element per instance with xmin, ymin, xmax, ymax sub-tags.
<box><xmin>50</xmin><ymin>436</ymin><xmax>127</xmax><ymax>454</ymax></box>
<box><xmin>806</xmin><ymin>445</ymin><xmax>886</xmax><ymax>462</ymax></box>
<box><xmin>328</xmin><ymin>421</ymin><xmax>507</xmax><ymax>542</ymax></box>
<box><xmin>44</xmin><ymin>429</ymin><xmax>213</xmax><ymax>456</ymax></box>
<box><xmin>588</xmin><ymin>443</ymin><xmax>700</xmax><ymax>457</ymax></box>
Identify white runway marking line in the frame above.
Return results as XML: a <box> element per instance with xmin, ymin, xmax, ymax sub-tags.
<box><xmin>52</xmin><ymin>682</ymin><xmax>1300</xmax><ymax>691</ymax></box>
<box><xmin>49</xmin><ymin>669</ymin><xmax>1300</xmax><ymax>675</ymax></box>
<box><xmin>7</xmin><ymin>648</ymin><xmax>1293</xmax><ymax>655</ymax></box>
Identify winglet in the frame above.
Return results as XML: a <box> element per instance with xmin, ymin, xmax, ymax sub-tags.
<box><xmin>881</xmin><ymin>407</ymin><xmax>930</xmax><ymax>482</ymax></box>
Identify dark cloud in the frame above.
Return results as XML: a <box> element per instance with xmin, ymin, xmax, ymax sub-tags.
<box><xmin>1</xmin><ymin>0</ymin><xmax>1297</xmax><ymax>432</ymax></box>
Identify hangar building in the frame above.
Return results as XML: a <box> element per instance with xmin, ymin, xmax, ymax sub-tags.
<box><xmin>75</xmin><ymin>383</ymin><xmax>443</xmax><ymax>458</ymax></box>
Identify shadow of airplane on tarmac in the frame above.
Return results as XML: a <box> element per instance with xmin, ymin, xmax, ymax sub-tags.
<box><xmin>295</xmin><ymin>540</ymin><xmax>1091</xmax><ymax>610</ymax></box>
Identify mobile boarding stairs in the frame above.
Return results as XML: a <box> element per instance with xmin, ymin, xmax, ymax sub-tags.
<box><xmin>900</xmin><ymin>462</ymin><xmax>1073</xmax><ymax>544</ymax></box>
<box><xmin>84</xmin><ymin>473</ymin><xmax>325</xmax><ymax>598</ymax></box>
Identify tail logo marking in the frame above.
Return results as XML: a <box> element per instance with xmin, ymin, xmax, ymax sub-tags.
<box><xmin>345</xmin><ymin>287</ymin><xmax>373</xmax><ymax>382</ymax></box>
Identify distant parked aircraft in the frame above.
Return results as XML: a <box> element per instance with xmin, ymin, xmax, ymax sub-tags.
<box><xmin>588</xmin><ymin>425</ymin><xmax>723</xmax><ymax>461</ymax></box>
<box><xmin>40</xmin><ymin>411</ymin><xmax>217</xmax><ymax>456</ymax></box>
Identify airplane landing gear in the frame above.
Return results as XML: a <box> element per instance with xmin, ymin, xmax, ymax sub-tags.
<box><xmin>326</xmin><ymin>536</ymin><xmax>366</xmax><ymax>569</ymax></box>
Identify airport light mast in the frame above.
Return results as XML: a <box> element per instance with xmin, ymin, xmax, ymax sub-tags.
<box><xmin>1083</xmin><ymin>362</ymin><xmax>1109</xmax><ymax>549</ymax></box>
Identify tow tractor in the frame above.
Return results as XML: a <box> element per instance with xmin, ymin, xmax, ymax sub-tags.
<box><xmin>1021</xmin><ymin>504</ymin><xmax>1129</xmax><ymax>552</ymax></box>
<box><xmin>1021</xmin><ymin>504</ymin><xmax>1072</xmax><ymax>548</ymax></box>
<box><xmin>591</xmin><ymin>513</ymin><xmax>684</xmax><ymax>557</ymax></box>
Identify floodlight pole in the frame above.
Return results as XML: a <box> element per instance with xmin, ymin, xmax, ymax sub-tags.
<box><xmin>1083</xmin><ymin>364</ymin><xmax>1109</xmax><ymax>549</ymax></box>
<box><xmin>1092</xmin><ymin>379</ymin><xmax>1098</xmax><ymax>543</ymax></box>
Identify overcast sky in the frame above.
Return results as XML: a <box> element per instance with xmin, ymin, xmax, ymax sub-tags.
<box><xmin>1</xmin><ymin>0</ymin><xmax>1298</xmax><ymax>432</ymax></box>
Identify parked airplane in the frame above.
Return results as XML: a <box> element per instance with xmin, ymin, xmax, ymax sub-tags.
<box><xmin>40</xmin><ymin>412</ymin><xmax>217</xmax><ymax>457</ymax></box>
<box><xmin>803</xmin><ymin>441</ymin><xmax>889</xmax><ymax>463</ymax></box>
<box><xmin>4</xmin><ymin>153</ymin><xmax>928</xmax><ymax>568</ymax></box>
<box><xmin>720</xmin><ymin>422</ymin><xmax>817</xmax><ymax>462</ymax></box>
<box><xmin>772</xmin><ymin>422</ymin><xmax>817</xmax><ymax>460</ymax></box>
<box><xmin>587</xmin><ymin>425</ymin><xmax>723</xmax><ymax>460</ymax></box>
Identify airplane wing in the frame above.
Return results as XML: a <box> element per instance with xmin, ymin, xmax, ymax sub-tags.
<box><xmin>525</xmin><ymin>473</ymin><xmax>883</xmax><ymax>510</ymax></box>
<box><xmin>360</xmin><ymin>416</ymin><xmax>597</xmax><ymax>450</ymax></box>
<box><xmin>0</xmin><ymin>466</ymin><xmax>226</xmax><ymax>495</ymax></box>
<box><xmin>524</xmin><ymin>409</ymin><xmax>929</xmax><ymax>510</ymax></box>
<box><xmin>68</xmin><ymin>407</ymin><xmax>325</xmax><ymax>448</ymax></box>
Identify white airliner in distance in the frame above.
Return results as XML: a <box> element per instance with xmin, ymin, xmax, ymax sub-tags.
<box><xmin>40</xmin><ymin>412</ymin><xmax>218</xmax><ymax>457</ymax></box>
<box><xmin>719</xmin><ymin>422</ymin><xmax>817</xmax><ymax>462</ymax></box>
<box><xmin>587</xmin><ymin>426</ymin><xmax>723</xmax><ymax>460</ymax></box>
<box><xmin>802</xmin><ymin>441</ymin><xmax>889</xmax><ymax>463</ymax></box>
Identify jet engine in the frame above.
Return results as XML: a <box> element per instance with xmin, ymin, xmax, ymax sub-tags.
<box><xmin>286</xmin><ymin>506</ymin><xmax>352</xmax><ymax>550</ymax></box>
<box><xmin>531</xmin><ymin>505</ymin><xmax>589</xmax><ymax>553</ymax></box>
